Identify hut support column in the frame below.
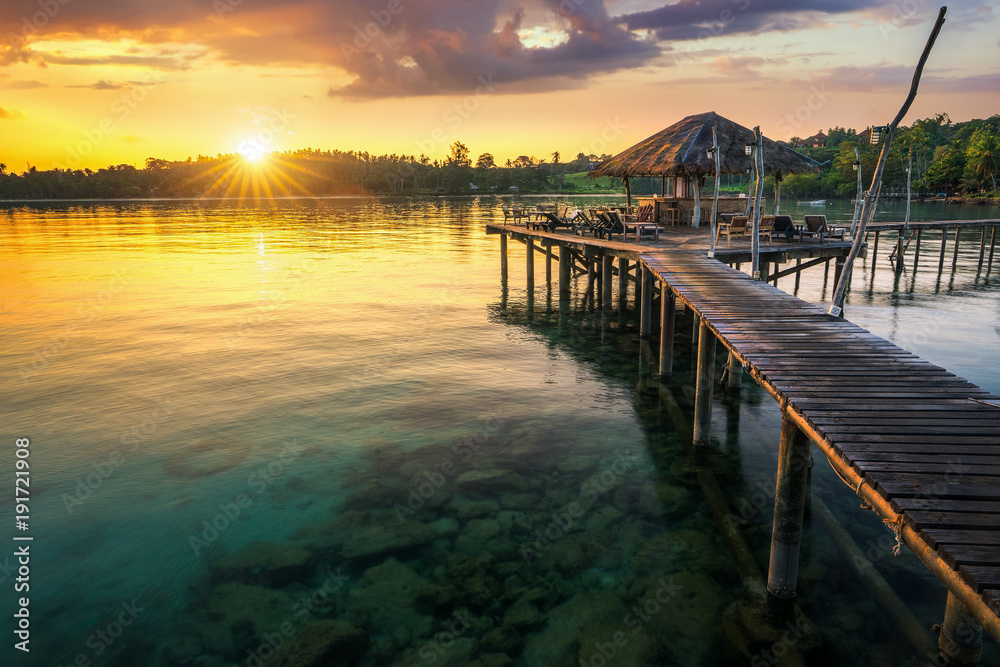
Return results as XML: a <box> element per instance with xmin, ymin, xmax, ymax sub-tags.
<box><xmin>558</xmin><ymin>245</ymin><xmax>571</xmax><ymax>298</ymax></box>
<box><xmin>602</xmin><ymin>254</ymin><xmax>614</xmax><ymax>311</ymax></box>
<box><xmin>727</xmin><ymin>352</ymin><xmax>742</xmax><ymax>393</ymax></box>
<box><xmin>766</xmin><ymin>413</ymin><xmax>811</xmax><ymax>616</ymax></box>
<box><xmin>618</xmin><ymin>259</ymin><xmax>629</xmax><ymax>308</ymax></box>
<box><xmin>659</xmin><ymin>286</ymin><xmax>675</xmax><ymax>377</ymax></box>
<box><xmin>938</xmin><ymin>591</ymin><xmax>983</xmax><ymax>666</ymax></box>
<box><xmin>693</xmin><ymin>320</ymin><xmax>715</xmax><ymax>447</ymax></box>
<box><xmin>640</xmin><ymin>265</ymin><xmax>652</xmax><ymax>338</ymax></box>
<box><xmin>692</xmin><ymin>178</ymin><xmax>702</xmax><ymax>228</ymax></box>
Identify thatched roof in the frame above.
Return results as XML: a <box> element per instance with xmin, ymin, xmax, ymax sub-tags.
<box><xmin>590</xmin><ymin>111</ymin><xmax>820</xmax><ymax>179</ymax></box>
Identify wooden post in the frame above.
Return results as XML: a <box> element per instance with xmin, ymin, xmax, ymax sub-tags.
<box><xmin>978</xmin><ymin>226</ymin><xmax>988</xmax><ymax>270</ymax></box>
<box><xmin>709</xmin><ymin>123</ymin><xmax>720</xmax><ymax>258</ymax></box>
<box><xmin>833</xmin><ymin>255</ymin><xmax>846</xmax><ymax>296</ymax></box>
<box><xmin>794</xmin><ymin>259</ymin><xmax>802</xmax><ymax>292</ymax></box>
<box><xmin>751</xmin><ymin>127</ymin><xmax>764</xmax><ymax>279</ymax></box>
<box><xmin>618</xmin><ymin>258</ymin><xmax>629</xmax><ymax>308</ymax></box>
<box><xmin>545</xmin><ymin>243</ymin><xmax>553</xmax><ymax>285</ymax></box>
<box><xmin>692</xmin><ymin>320</ymin><xmax>716</xmax><ymax>447</ymax></box>
<box><xmin>767</xmin><ymin>413</ymin><xmax>812</xmax><ymax>609</ymax></box>
<box><xmin>526</xmin><ymin>238</ymin><xmax>534</xmax><ymax>288</ymax></box>
<box><xmin>659</xmin><ymin>286</ymin><xmax>675</xmax><ymax>377</ymax></box>
<box><xmin>914</xmin><ymin>228</ymin><xmax>923</xmax><ymax>271</ymax></box>
<box><xmin>873</xmin><ymin>230</ymin><xmax>880</xmax><ymax>258</ymax></box>
<box><xmin>500</xmin><ymin>233</ymin><xmax>508</xmax><ymax>284</ymax></box>
<box><xmin>692</xmin><ymin>176</ymin><xmax>702</xmax><ymax>228</ymax></box>
<box><xmin>602</xmin><ymin>254</ymin><xmax>613</xmax><ymax>311</ymax></box>
<box><xmin>760</xmin><ymin>261</ymin><xmax>770</xmax><ymax>283</ymax></box>
<box><xmin>894</xmin><ymin>231</ymin><xmax>905</xmax><ymax>274</ymax></box>
<box><xmin>938</xmin><ymin>590</ymin><xmax>983</xmax><ymax>666</ymax></box>
<box><xmin>558</xmin><ymin>244</ymin><xmax>570</xmax><ymax>298</ymax></box>
<box><xmin>951</xmin><ymin>227</ymin><xmax>961</xmax><ymax>272</ymax></box>
<box><xmin>727</xmin><ymin>351</ymin><xmax>742</xmax><ymax>392</ymax></box>
<box><xmin>988</xmin><ymin>226</ymin><xmax>997</xmax><ymax>274</ymax></box>
<box><xmin>640</xmin><ymin>265</ymin><xmax>652</xmax><ymax>338</ymax></box>
<box><xmin>939</xmin><ymin>228</ymin><xmax>949</xmax><ymax>273</ymax></box>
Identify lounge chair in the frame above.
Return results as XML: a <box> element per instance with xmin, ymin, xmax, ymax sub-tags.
<box><xmin>501</xmin><ymin>203</ymin><xmax>528</xmax><ymax>226</ymax></box>
<box><xmin>773</xmin><ymin>215</ymin><xmax>801</xmax><ymax>242</ymax></box>
<box><xmin>716</xmin><ymin>216</ymin><xmax>749</xmax><ymax>246</ymax></box>
<box><xmin>801</xmin><ymin>215</ymin><xmax>844</xmax><ymax>243</ymax></box>
<box><xmin>759</xmin><ymin>216</ymin><xmax>775</xmax><ymax>244</ymax></box>
<box><xmin>539</xmin><ymin>211</ymin><xmax>578</xmax><ymax>233</ymax></box>
<box><xmin>636</xmin><ymin>204</ymin><xmax>654</xmax><ymax>222</ymax></box>
<box><xmin>596</xmin><ymin>211</ymin><xmax>626</xmax><ymax>240</ymax></box>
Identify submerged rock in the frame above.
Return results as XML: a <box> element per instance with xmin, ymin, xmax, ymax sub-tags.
<box><xmin>456</xmin><ymin>469</ymin><xmax>528</xmax><ymax>495</ymax></box>
<box><xmin>341</xmin><ymin>519</ymin><xmax>434</xmax><ymax>560</ymax></box>
<box><xmin>346</xmin><ymin>558</ymin><xmax>432</xmax><ymax>655</ymax></box>
<box><xmin>189</xmin><ymin>583</ymin><xmax>296</xmax><ymax>658</ymax></box>
<box><xmin>270</xmin><ymin>620</ymin><xmax>369</xmax><ymax>667</ymax></box>
<box><xmin>210</xmin><ymin>541</ymin><xmax>315</xmax><ymax>587</ymax></box>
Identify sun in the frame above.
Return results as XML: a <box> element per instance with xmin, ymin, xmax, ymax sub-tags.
<box><xmin>238</xmin><ymin>142</ymin><xmax>267</xmax><ymax>165</ymax></box>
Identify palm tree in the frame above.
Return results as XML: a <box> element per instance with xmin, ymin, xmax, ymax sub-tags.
<box><xmin>967</xmin><ymin>131</ymin><xmax>999</xmax><ymax>193</ymax></box>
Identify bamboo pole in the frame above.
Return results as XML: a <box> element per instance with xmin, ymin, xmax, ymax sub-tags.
<box><xmin>692</xmin><ymin>320</ymin><xmax>716</xmax><ymax>447</ymax></box>
<box><xmin>849</xmin><ymin>147</ymin><xmax>863</xmax><ymax>238</ymax></box>
<box><xmin>766</xmin><ymin>413</ymin><xmax>811</xmax><ymax>606</ymax></box>
<box><xmin>939</xmin><ymin>590</ymin><xmax>984</xmax><ymax>665</ymax></box>
<box><xmin>914</xmin><ymin>228</ymin><xmax>923</xmax><ymax>271</ymax></box>
<box><xmin>751</xmin><ymin>127</ymin><xmax>765</xmax><ymax>280</ymax></box>
<box><xmin>526</xmin><ymin>238</ymin><xmax>534</xmax><ymax>288</ymax></box>
<box><xmin>951</xmin><ymin>228</ymin><xmax>961</xmax><ymax>272</ymax></box>
<box><xmin>829</xmin><ymin>6</ymin><xmax>947</xmax><ymax>316</ymax></box>
<box><xmin>618</xmin><ymin>258</ymin><xmax>629</xmax><ymax>308</ymax></box>
<box><xmin>500</xmin><ymin>233</ymin><xmax>508</xmax><ymax>284</ymax></box>
<box><xmin>558</xmin><ymin>244</ymin><xmax>570</xmax><ymax>298</ymax></box>
<box><xmin>708</xmin><ymin>124</ymin><xmax>721</xmax><ymax>258</ymax></box>
<box><xmin>602</xmin><ymin>254</ymin><xmax>613</xmax><ymax>311</ymax></box>
<box><xmin>640</xmin><ymin>265</ymin><xmax>652</xmax><ymax>337</ymax></box>
<box><xmin>939</xmin><ymin>228</ymin><xmax>948</xmax><ymax>273</ymax></box>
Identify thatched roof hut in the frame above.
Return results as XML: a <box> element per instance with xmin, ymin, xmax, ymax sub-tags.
<box><xmin>590</xmin><ymin>111</ymin><xmax>820</xmax><ymax>179</ymax></box>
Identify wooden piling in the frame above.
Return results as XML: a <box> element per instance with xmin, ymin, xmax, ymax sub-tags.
<box><xmin>500</xmin><ymin>233</ymin><xmax>508</xmax><ymax>283</ymax></box>
<box><xmin>545</xmin><ymin>243</ymin><xmax>553</xmax><ymax>285</ymax></box>
<box><xmin>727</xmin><ymin>351</ymin><xmax>742</xmax><ymax>392</ymax></box>
<box><xmin>618</xmin><ymin>258</ymin><xmax>629</xmax><ymax>309</ymax></box>
<box><xmin>558</xmin><ymin>244</ymin><xmax>570</xmax><ymax>298</ymax></box>
<box><xmin>939</xmin><ymin>228</ymin><xmax>949</xmax><ymax>273</ymax></box>
<box><xmin>833</xmin><ymin>255</ymin><xmax>845</xmax><ymax>296</ymax></box>
<box><xmin>952</xmin><ymin>228</ymin><xmax>961</xmax><ymax>272</ymax></box>
<box><xmin>602</xmin><ymin>254</ymin><xmax>613</xmax><ymax>311</ymax></box>
<box><xmin>640</xmin><ymin>265</ymin><xmax>652</xmax><ymax>337</ymax></box>
<box><xmin>988</xmin><ymin>226</ymin><xmax>996</xmax><ymax>274</ymax></box>
<box><xmin>659</xmin><ymin>286</ymin><xmax>675</xmax><ymax>377</ymax></box>
<box><xmin>895</xmin><ymin>231</ymin><xmax>905</xmax><ymax>273</ymax></box>
<box><xmin>873</xmin><ymin>230</ymin><xmax>880</xmax><ymax>258</ymax></box>
<box><xmin>979</xmin><ymin>227</ymin><xmax>988</xmax><ymax>270</ymax></box>
<box><xmin>914</xmin><ymin>228</ymin><xmax>923</xmax><ymax>271</ymax></box>
<box><xmin>692</xmin><ymin>320</ymin><xmax>716</xmax><ymax>447</ymax></box>
<box><xmin>766</xmin><ymin>413</ymin><xmax>811</xmax><ymax>608</ymax></box>
<box><xmin>939</xmin><ymin>591</ymin><xmax>984</xmax><ymax>666</ymax></box>
<box><xmin>525</xmin><ymin>238</ymin><xmax>534</xmax><ymax>288</ymax></box>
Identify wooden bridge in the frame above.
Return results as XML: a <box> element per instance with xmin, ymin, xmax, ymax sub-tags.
<box><xmin>487</xmin><ymin>219</ymin><xmax>1000</xmax><ymax>664</ymax></box>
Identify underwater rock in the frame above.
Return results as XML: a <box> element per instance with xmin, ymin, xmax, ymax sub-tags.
<box><xmin>346</xmin><ymin>558</ymin><xmax>432</xmax><ymax>656</ymax></box>
<box><xmin>162</xmin><ymin>635</ymin><xmax>202</xmax><ymax>664</ymax></box>
<box><xmin>556</xmin><ymin>455</ymin><xmax>600</xmax><ymax>474</ymax></box>
<box><xmin>454</xmin><ymin>499</ymin><xmax>500</xmax><ymax>521</ymax></box>
<box><xmin>631</xmin><ymin>529</ymin><xmax>727</xmax><ymax>578</ymax></box>
<box><xmin>427</xmin><ymin>516</ymin><xmax>460</xmax><ymax>538</ymax></box>
<box><xmin>522</xmin><ymin>590</ymin><xmax>628</xmax><ymax>667</ymax></box>
<box><xmin>469</xmin><ymin>654</ymin><xmax>514</xmax><ymax>667</ymax></box>
<box><xmin>341</xmin><ymin>518</ymin><xmax>434</xmax><ymax>560</ymax></box>
<box><xmin>643</xmin><ymin>571</ymin><xmax>730</xmax><ymax>665</ymax></box>
<box><xmin>292</xmin><ymin>510</ymin><xmax>367</xmax><ymax>552</ymax></box>
<box><xmin>585</xmin><ymin>505</ymin><xmax>624</xmax><ymax>535</ymax></box>
<box><xmin>270</xmin><ymin>620</ymin><xmax>369</xmax><ymax>667</ymax></box>
<box><xmin>456</xmin><ymin>469</ymin><xmax>528</xmax><ymax>495</ymax></box>
<box><xmin>503</xmin><ymin>595</ymin><xmax>547</xmax><ymax>631</ymax></box>
<box><xmin>190</xmin><ymin>583</ymin><xmax>297</xmax><ymax>658</ymax></box>
<box><xmin>498</xmin><ymin>492</ymin><xmax>541</xmax><ymax>511</ymax></box>
<box><xmin>723</xmin><ymin>598</ymin><xmax>821</xmax><ymax>667</ymax></box>
<box><xmin>445</xmin><ymin>555</ymin><xmax>501</xmax><ymax>608</ymax></box>
<box><xmin>210</xmin><ymin>541</ymin><xmax>315</xmax><ymax>587</ymax></box>
<box><xmin>477</xmin><ymin>625</ymin><xmax>524</xmax><ymax>655</ymax></box>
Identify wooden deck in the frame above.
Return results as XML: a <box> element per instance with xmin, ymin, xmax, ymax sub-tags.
<box><xmin>488</xmin><ymin>220</ymin><xmax>1000</xmax><ymax>645</ymax></box>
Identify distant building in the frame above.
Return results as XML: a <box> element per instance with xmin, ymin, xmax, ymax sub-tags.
<box><xmin>793</xmin><ymin>131</ymin><xmax>827</xmax><ymax>148</ymax></box>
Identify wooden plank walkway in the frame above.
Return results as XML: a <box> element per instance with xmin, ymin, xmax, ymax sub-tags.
<box><xmin>486</xmin><ymin>220</ymin><xmax>1000</xmax><ymax>641</ymax></box>
<box><xmin>640</xmin><ymin>248</ymin><xmax>1000</xmax><ymax>636</ymax></box>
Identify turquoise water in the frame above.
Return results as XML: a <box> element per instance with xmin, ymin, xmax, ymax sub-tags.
<box><xmin>0</xmin><ymin>197</ymin><xmax>997</xmax><ymax>666</ymax></box>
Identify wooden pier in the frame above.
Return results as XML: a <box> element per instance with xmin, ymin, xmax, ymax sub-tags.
<box><xmin>488</xmin><ymin>219</ymin><xmax>1000</xmax><ymax>664</ymax></box>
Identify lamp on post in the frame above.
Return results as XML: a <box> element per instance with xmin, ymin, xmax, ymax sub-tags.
<box><xmin>869</xmin><ymin>126</ymin><xmax>889</xmax><ymax>145</ymax></box>
<box><xmin>706</xmin><ymin>147</ymin><xmax>716</xmax><ymax>160</ymax></box>
<box><xmin>744</xmin><ymin>143</ymin><xmax>754</xmax><ymax>156</ymax></box>
<box><xmin>852</xmin><ymin>160</ymin><xmax>860</xmax><ymax>171</ymax></box>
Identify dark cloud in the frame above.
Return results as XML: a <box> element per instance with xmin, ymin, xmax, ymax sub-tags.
<box><xmin>68</xmin><ymin>79</ymin><xmax>126</xmax><ymax>89</ymax></box>
<box><xmin>621</xmin><ymin>0</ymin><xmax>881</xmax><ymax>40</ymax></box>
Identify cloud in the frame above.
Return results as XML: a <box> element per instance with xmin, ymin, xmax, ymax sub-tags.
<box><xmin>2</xmin><ymin>80</ymin><xmax>48</xmax><ymax>89</ymax></box>
<box><xmin>68</xmin><ymin>79</ymin><xmax>127</xmax><ymax>90</ymax></box>
<box><xmin>0</xmin><ymin>105</ymin><xmax>26</xmax><ymax>120</ymax></box>
<box><xmin>621</xmin><ymin>0</ymin><xmax>878</xmax><ymax>40</ymax></box>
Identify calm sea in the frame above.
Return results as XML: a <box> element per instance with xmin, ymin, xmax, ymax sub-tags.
<box><xmin>0</xmin><ymin>196</ymin><xmax>998</xmax><ymax>666</ymax></box>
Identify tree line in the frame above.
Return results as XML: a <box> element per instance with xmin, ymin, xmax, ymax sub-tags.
<box><xmin>0</xmin><ymin>113</ymin><xmax>996</xmax><ymax>200</ymax></box>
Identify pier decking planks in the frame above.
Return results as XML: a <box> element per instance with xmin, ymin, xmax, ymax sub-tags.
<box><xmin>488</xmin><ymin>220</ymin><xmax>1000</xmax><ymax>636</ymax></box>
<box><xmin>638</xmin><ymin>248</ymin><xmax>1000</xmax><ymax>633</ymax></box>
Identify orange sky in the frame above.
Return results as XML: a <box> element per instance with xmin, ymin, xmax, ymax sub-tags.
<box><xmin>1</xmin><ymin>0</ymin><xmax>998</xmax><ymax>171</ymax></box>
